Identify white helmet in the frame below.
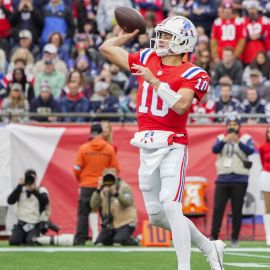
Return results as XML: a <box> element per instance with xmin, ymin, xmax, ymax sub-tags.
<box><xmin>151</xmin><ymin>16</ymin><xmax>197</xmax><ymax>57</ymax></box>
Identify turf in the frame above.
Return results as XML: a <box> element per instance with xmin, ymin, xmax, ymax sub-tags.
<box><xmin>0</xmin><ymin>241</ymin><xmax>269</xmax><ymax>270</ymax></box>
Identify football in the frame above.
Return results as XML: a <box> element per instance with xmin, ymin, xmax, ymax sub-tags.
<box><xmin>114</xmin><ymin>6</ymin><xmax>146</xmax><ymax>34</ymax></box>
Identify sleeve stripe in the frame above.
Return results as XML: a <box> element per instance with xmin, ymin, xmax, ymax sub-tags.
<box><xmin>181</xmin><ymin>67</ymin><xmax>205</xmax><ymax>79</ymax></box>
<box><xmin>140</xmin><ymin>48</ymin><xmax>152</xmax><ymax>64</ymax></box>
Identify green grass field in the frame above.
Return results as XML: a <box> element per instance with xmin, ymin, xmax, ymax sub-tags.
<box><xmin>0</xmin><ymin>241</ymin><xmax>269</xmax><ymax>269</ymax></box>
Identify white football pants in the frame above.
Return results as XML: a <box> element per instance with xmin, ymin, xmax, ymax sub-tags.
<box><xmin>139</xmin><ymin>145</ymin><xmax>191</xmax><ymax>269</ymax></box>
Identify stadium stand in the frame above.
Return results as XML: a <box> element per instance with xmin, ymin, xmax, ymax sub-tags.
<box><xmin>0</xmin><ymin>0</ymin><xmax>270</xmax><ymax>123</ymax></box>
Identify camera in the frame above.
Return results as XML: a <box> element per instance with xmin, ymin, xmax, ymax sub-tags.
<box><xmin>24</xmin><ymin>174</ymin><xmax>35</xmax><ymax>185</ymax></box>
<box><xmin>101</xmin><ymin>173</ymin><xmax>117</xmax><ymax>188</ymax></box>
<box><xmin>40</xmin><ymin>221</ymin><xmax>60</xmax><ymax>234</ymax></box>
<box><xmin>227</xmin><ymin>127</ymin><xmax>236</xmax><ymax>134</ymax></box>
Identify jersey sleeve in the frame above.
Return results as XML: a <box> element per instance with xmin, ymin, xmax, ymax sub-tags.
<box><xmin>211</xmin><ymin>19</ymin><xmax>220</xmax><ymax>39</ymax></box>
<box><xmin>128</xmin><ymin>48</ymin><xmax>153</xmax><ymax>71</ymax></box>
<box><xmin>180</xmin><ymin>68</ymin><xmax>210</xmax><ymax>101</ymax></box>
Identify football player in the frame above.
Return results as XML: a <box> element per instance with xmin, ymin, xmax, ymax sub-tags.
<box><xmin>100</xmin><ymin>16</ymin><xmax>225</xmax><ymax>270</ymax></box>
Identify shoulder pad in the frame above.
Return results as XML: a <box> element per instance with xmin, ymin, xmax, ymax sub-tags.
<box><xmin>181</xmin><ymin>66</ymin><xmax>208</xmax><ymax>80</ymax></box>
<box><xmin>139</xmin><ymin>48</ymin><xmax>154</xmax><ymax>65</ymax></box>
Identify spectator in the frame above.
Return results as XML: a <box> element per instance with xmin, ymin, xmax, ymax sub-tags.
<box><xmin>48</xmin><ymin>32</ymin><xmax>70</xmax><ymax>63</ymax></box>
<box><xmin>191</xmin><ymin>34</ymin><xmax>210</xmax><ymax>64</ymax></box>
<box><xmin>8</xmin><ymin>47</ymin><xmax>34</xmax><ymax>75</ymax></box>
<box><xmin>240</xmin><ymin>68</ymin><xmax>270</xmax><ymax>102</ymax></box>
<box><xmin>190</xmin><ymin>0</ymin><xmax>217</xmax><ymax>36</ymax></box>
<box><xmin>242</xmin><ymin>0</ymin><xmax>269</xmax><ymax>65</ymax></box>
<box><xmin>130</xmin><ymin>33</ymin><xmax>150</xmax><ymax>53</ymax></box>
<box><xmin>241</xmin><ymin>88</ymin><xmax>267</xmax><ymax>124</ymax></box>
<box><xmin>7</xmin><ymin>169</ymin><xmax>49</xmax><ymax>246</ymax></box>
<box><xmin>119</xmin><ymin>88</ymin><xmax>137</xmax><ymax>122</ymax></box>
<box><xmin>30</xmin><ymin>81</ymin><xmax>60</xmax><ymax>122</ymax></box>
<box><xmin>13</xmin><ymin>30</ymin><xmax>40</xmax><ymax>61</ymax></box>
<box><xmin>90</xmin><ymin>81</ymin><xmax>120</xmax><ymax>119</ymax></box>
<box><xmin>0</xmin><ymin>0</ymin><xmax>12</xmax><ymax>55</ymax></box>
<box><xmin>212</xmin><ymin>47</ymin><xmax>243</xmax><ymax>88</ymax></box>
<box><xmin>211</xmin><ymin>114</ymin><xmax>255</xmax><ymax>247</ymax></box>
<box><xmin>59</xmin><ymin>79</ymin><xmax>90</xmax><ymax>122</ymax></box>
<box><xmin>74</xmin><ymin>55</ymin><xmax>98</xmax><ymax>84</ymax></box>
<box><xmin>194</xmin><ymin>49</ymin><xmax>212</xmax><ymax>75</ymax></box>
<box><xmin>1</xmin><ymin>83</ymin><xmax>29</xmax><ymax>123</ymax></box>
<box><xmin>249</xmin><ymin>51</ymin><xmax>270</xmax><ymax>81</ymax></box>
<box><xmin>109</xmin><ymin>63</ymin><xmax>129</xmax><ymax>96</ymax></box>
<box><xmin>73</xmin><ymin>123</ymin><xmax>120</xmax><ymax>245</ymax></box>
<box><xmin>3</xmin><ymin>67</ymin><xmax>35</xmax><ymax>103</ymax></box>
<box><xmin>0</xmin><ymin>48</ymin><xmax>7</xmax><ymax>74</ymax></box>
<box><xmin>136</xmin><ymin>0</ymin><xmax>164</xmax><ymax>22</ymax></box>
<box><xmin>0</xmin><ymin>59</ymin><xmax>35</xmax><ymax>100</ymax></box>
<box><xmin>9</xmin><ymin>0</ymin><xmax>43</xmax><ymax>44</ymax></box>
<box><xmin>214</xmin><ymin>84</ymin><xmax>241</xmax><ymax>122</ymax></box>
<box><xmin>35</xmin><ymin>59</ymin><xmax>65</xmax><ymax>98</ymax></box>
<box><xmin>91</xmin><ymin>169</ymin><xmax>137</xmax><ymax>246</ymax></box>
<box><xmin>211</xmin><ymin>1</ymin><xmax>246</xmax><ymax>62</ymax></box>
<box><xmin>41</xmin><ymin>0</ymin><xmax>75</xmax><ymax>46</ymax></box>
<box><xmin>190</xmin><ymin>93</ymin><xmax>215</xmax><ymax>123</ymax></box>
<box><xmin>258</xmin><ymin>126</ymin><xmax>270</xmax><ymax>246</ymax></box>
<box><xmin>77</xmin><ymin>0</ymin><xmax>98</xmax><ymax>33</ymax></box>
<box><xmin>80</xmin><ymin>19</ymin><xmax>102</xmax><ymax>51</ymax></box>
<box><xmin>144</xmin><ymin>11</ymin><xmax>156</xmax><ymax>38</ymax></box>
<box><xmin>61</xmin><ymin>70</ymin><xmax>92</xmax><ymax>99</ymax></box>
<box><xmin>96</xmin><ymin>0</ymin><xmax>133</xmax><ymax>38</ymax></box>
<box><xmin>33</xmin><ymin>43</ymin><xmax>68</xmax><ymax>76</ymax></box>
<box><xmin>167</xmin><ymin>0</ymin><xmax>193</xmax><ymax>17</ymax></box>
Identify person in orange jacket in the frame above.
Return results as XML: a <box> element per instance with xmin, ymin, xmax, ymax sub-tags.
<box><xmin>73</xmin><ymin>123</ymin><xmax>120</xmax><ymax>245</ymax></box>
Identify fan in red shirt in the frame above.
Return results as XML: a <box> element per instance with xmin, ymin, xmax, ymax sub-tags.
<box><xmin>242</xmin><ymin>0</ymin><xmax>270</xmax><ymax>65</ymax></box>
<box><xmin>0</xmin><ymin>0</ymin><xmax>12</xmax><ymax>38</ymax></box>
<box><xmin>190</xmin><ymin>94</ymin><xmax>215</xmax><ymax>123</ymax></box>
<box><xmin>211</xmin><ymin>1</ymin><xmax>246</xmax><ymax>62</ymax></box>
<box><xmin>259</xmin><ymin>126</ymin><xmax>270</xmax><ymax>246</ymax></box>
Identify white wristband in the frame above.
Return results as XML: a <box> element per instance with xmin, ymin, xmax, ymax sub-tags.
<box><xmin>157</xmin><ymin>82</ymin><xmax>182</xmax><ymax>108</ymax></box>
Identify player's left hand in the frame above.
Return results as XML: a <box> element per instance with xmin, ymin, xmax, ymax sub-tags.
<box><xmin>131</xmin><ymin>64</ymin><xmax>155</xmax><ymax>83</ymax></box>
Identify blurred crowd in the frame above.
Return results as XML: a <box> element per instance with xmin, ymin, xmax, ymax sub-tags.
<box><xmin>0</xmin><ymin>0</ymin><xmax>270</xmax><ymax>124</ymax></box>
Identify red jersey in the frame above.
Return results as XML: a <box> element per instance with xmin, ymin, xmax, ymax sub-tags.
<box><xmin>242</xmin><ymin>16</ymin><xmax>269</xmax><ymax>64</ymax></box>
<box><xmin>211</xmin><ymin>17</ymin><xmax>246</xmax><ymax>59</ymax></box>
<box><xmin>190</xmin><ymin>99</ymin><xmax>215</xmax><ymax>123</ymax></box>
<box><xmin>259</xmin><ymin>142</ymin><xmax>270</xmax><ymax>172</ymax></box>
<box><xmin>128</xmin><ymin>49</ymin><xmax>209</xmax><ymax>136</ymax></box>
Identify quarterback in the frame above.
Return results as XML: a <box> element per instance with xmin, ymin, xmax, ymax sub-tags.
<box><xmin>100</xmin><ymin>16</ymin><xmax>225</xmax><ymax>270</ymax></box>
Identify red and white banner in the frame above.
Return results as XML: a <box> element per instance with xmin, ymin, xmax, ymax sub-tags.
<box><xmin>0</xmin><ymin>124</ymin><xmax>267</xmax><ymax>239</ymax></box>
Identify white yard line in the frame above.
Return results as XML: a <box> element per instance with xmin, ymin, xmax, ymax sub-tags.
<box><xmin>226</xmin><ymin>252</ymin><xmax>270</xmax><ymax>259</ymax></box>
<box><xmin>0</xmin><ymin>247</ymin><xmax>270</xmax><ymax>253</ymax></box>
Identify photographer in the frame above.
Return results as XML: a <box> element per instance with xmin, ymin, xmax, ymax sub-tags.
<box><xmin>91</xmin><ymin>169</ymin><xmax>137</xmax><ymax>246</ymax></box>
<box><xmin>7</xmin><ymin>169</ymin><xmax>49</xmax><ymax>245</ymax></box>
<box><xmin>210</xmin><ymin>114</ymin><xmax>255</xmax><ymax>247</ymax></box>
